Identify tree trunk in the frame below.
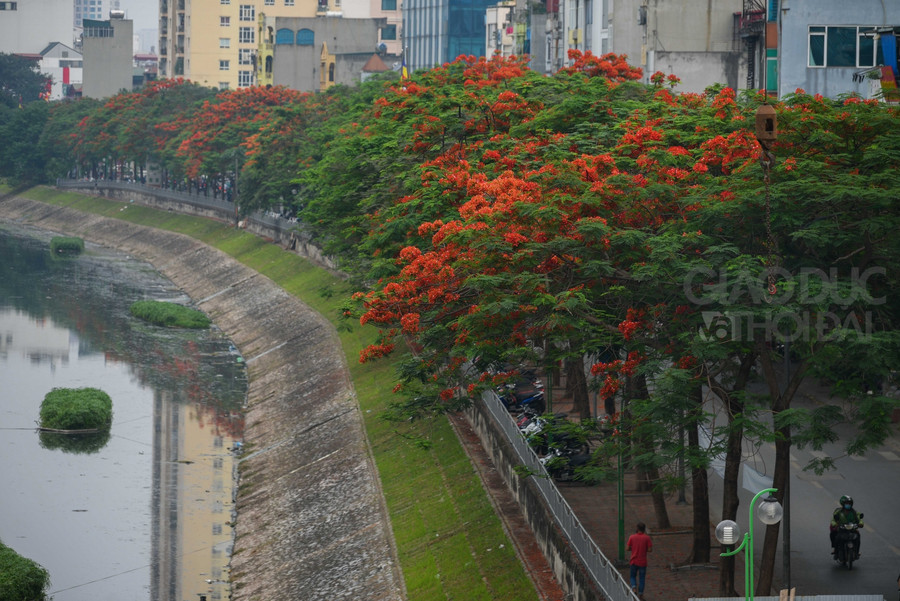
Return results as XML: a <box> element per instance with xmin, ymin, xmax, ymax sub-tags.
<box><xmin>715</xmin><ymin>351</ymin><xmax>755</xmax><ymax>596</ymax></box>
<box><xmin>718</xmin><ymin>411</ymin><xmax>743</xmax><ymax>597</ymax></box>
<box><xmin>566</xmin><ymin>357</ymin><xmax>591</xmax><ymax>419</ymax></box>
<box><xmin>648</xmin><ymin>465</ymin><xmax>671</xmax><ymax>530</ymax></box>
<box><xmin>756</xmin><ymin>434</ymin><xmax>788</xmax><ymax>596</ymax></box>
<box><xmin>629</xmin><ymin>374</ymin><xmax>671</xmax><ymax>527</ymax></box>
<box><xmin>755</xmin><ymin>343</ymin><xmax>807</xmax><ymax>595</ymax></box>
<box><xmin>687</xmin><ymin>386</ymin><xmax>710</xmax><ymax>564</ymax></box>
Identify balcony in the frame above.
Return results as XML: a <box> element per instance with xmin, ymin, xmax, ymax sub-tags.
<box><xmin>739</xmin><ymin>9</ymin><xmax>764</xmax><ymax>36</ymax></box>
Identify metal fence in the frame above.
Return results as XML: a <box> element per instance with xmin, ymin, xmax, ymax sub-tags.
<box><xmin>481</xmin><ymin>389</ymin><xmax>640</xmax><ymax>601</ymax></box>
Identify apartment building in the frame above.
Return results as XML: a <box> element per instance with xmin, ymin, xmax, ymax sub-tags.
<box><xmin>268</xmin><ymin>15</ymin><xmax>385</xmax><ymax>91</ymax></box>
<box><xmin>159</xmin><ymin>0</ymin><xmax>399</xmax><ymax>89</ymax></box>
<box><xmin>480</xmin><ymin>0</ymin><xmax>751</xmax><ymax>92</ymax></box>
<box><xmin>777</xmin><ymin>0</ymin><xmax>900</xmax><ymax>99</ymax></box>
<box><xmin>402</xmin><ymin>0</ymin><xmax>500</xmax><ymax>73</ymax></box>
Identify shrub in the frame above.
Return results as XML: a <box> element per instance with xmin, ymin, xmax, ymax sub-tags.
<box><xmin>129</xmin><ymin>300</ymin><xmax>211</xmax><ymax>329</ymax></box>
<box><xmin>50</xmin><ymin>236</ymin><xmax>84</xmax><ymax>255</ymax></box>
<box><xmin>39</xmin><ymin>387</ymin><xmax>113</xmax><ymax>430</ymax></box>
<box><xmin>0</xmin><ymin>541</ymin><xmax>50</xmax><ymax>601</ymax></box>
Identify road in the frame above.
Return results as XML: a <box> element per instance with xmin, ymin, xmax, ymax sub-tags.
<box><xmin>706</xmin><ymin>380</ymin><xmax>900</xmax><ymax>601</ymax></box>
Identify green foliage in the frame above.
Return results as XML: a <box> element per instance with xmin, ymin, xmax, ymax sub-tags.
<box><xmin>0</xmin><ymin>540</ymin><xmax>50</xmax><ymax>601</ymax></box>
<box><xmin>0</xmin><ymin>53</ymin><xmax>50</xmax><ymax>108</ymax></box>
<box><xmin>0</xmin><ymin>101</ymin><xmax>51</xmax><ymax>184</ymax></box>
<box><xmin>129</xmin><ymin>299</ymin><xmax>211</xmax><ymax>329</ymax></box>
<box><xmin>39</xmin><ymin>387</ymin><xmax>113</xmax><ymax>430</ymax></box>
<box><xmin>50</xmin><ymin>236</ymin><xmax>84</xmax><ymax>255</ymax></box>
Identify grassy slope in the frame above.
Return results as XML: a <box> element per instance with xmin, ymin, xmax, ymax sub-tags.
<box><xmin>5</xmin><ymin>185</ymin><xmax>537</xmax><ymax>601</ymax></box>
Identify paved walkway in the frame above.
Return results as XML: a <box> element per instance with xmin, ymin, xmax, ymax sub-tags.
<box><xmin>559</xmin><ymin>473</ymin><xmax>729</xmax><ymax>601</ymax></box>
<box><xmin>523</xmin><ymin>391</ymin><xmax>742</xmax><ymax>601</ymax></box>
<box><xmin>549</xmin><ymin>394</ymin><xmax>731</xmax><ymax>601</ymax></box>
<box><xmin>454</xmin><ymin>392</ymin><xmax>744</xmax><ymax>601</ymax></box>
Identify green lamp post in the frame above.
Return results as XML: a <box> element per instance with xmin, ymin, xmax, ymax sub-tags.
<box><xmin>715</xmin><ymin>487</ymin><xmax>783</xmax><ymax>601</ymax></box>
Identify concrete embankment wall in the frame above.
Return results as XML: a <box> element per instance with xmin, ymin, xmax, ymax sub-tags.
<box><xmin>465</xmin><ymin>401</ymin><xmax>604</xmax><ymax>601</ymax></box>
<box><xmin>57</xmin><ymin>180</ymin><xmax>339</xmax><ymax>272</ymax></box>
<box><xmin>0</xmin><ymin>196</ymin><xmax>404</xmax><ymax>601</ymax></box>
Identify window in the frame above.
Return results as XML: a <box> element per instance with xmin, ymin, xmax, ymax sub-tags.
<box><xmin>265</xmin><ymin>0</ymin><xmax>274</xmax><ymax>4</ymax></box>
<box><xmin>381</xmin><ymin>24</ymin><xmax>397</xmax><ymax>40</ymax></box>
<box><xmin>239</xmin><ymin>48</ymin><xmax>253</xmax><ymax>64</ymax></box>
<box><xmin>285</xmin><ymin>0</ymin><xmax>294</xmax><ymax>6</ymax></box>
<box><xmin>238</xmin><ymin>70</ymin><xmax>253</xmax><ymax>87</ymax></box>
<box><xmin>0</xmin><ymin>2</ymin><xmax>20</xmax><ymax>10</ymax></box>
<box><xmin>219</xmin><ymin>60</ymin><xmax>230</xmax><ymax>70</ymax></box>
<box><xmin>219</xmin><ymin>37</ymin><xmax>230</xmax><ymax>48</ymax></box>
<box><xmin>239</xmin><ymin>4</ymin><xmax>254</xmax><ymax>21</ymax></box>
<box><xmin>220</xmin><ymin>0</ymin><xmax>229</xmax><ymax>3</ymax></box>
<box><xmin>219</xmin><ymin>81</ymin><xmax>230</xmax><ymax>90</ymax></box>
<box><xmin>239</xmin><ymin>26</ymin><xmax>254</xmax><ymax>43</ymax></box>
<box><xmin>297</xmin><ymin>28</ymin><xmax>314</xmax><ymax>45</ymax></box>
<box><xmin>276</xmin><ymin>28</ymin><xmax>294</xmax><ymax>44</ymax></box>
<box><xmin>381</xmin><ymin>0</ymin><xmax>396</xmax><ymax>10</ymax></box>
<box><xmin>220</xmin><ymin>16</ymin><xmax>230</xmax><ymax>26</ymax></box>
<box><xmin>808</xmin><ymin>25</ymin><xmax>886</xmax><ymax>68</ymax></box>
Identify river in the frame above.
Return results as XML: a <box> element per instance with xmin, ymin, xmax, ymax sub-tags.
<box><xmin>0</xmin><ymin>224</ymin><xmax>247</xmax><ymax>601</ymax></box>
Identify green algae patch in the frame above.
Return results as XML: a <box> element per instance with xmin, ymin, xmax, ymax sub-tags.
<box><xmin>39</xmin><ymin>387</ymin><xmax>112</xmax><ymax>431</ymax></box>
<box><xmin>130</xmin><ymin>299</ymin><xmax>211</xmax><ymax>329</ymax></box>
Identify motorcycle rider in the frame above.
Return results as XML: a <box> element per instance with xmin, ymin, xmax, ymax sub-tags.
<box><xmin>830</xmin><ymin>495</ymin><xmax>864</xmax><ymax>557</ymax></box>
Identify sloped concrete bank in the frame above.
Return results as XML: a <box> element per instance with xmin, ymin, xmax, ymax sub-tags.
<box><xmin>0</xmin><ymin>196</ymin><xmax>404</xmax><ymax>601</ymax></box>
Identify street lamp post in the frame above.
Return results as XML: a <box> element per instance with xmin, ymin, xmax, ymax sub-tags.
<box><xmin>715</xmin><ymin>488</ymin><xmax>783</xmax><ymax>601</ymax></box>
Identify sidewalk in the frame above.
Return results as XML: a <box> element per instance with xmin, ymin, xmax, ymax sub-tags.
<box><xmin>559</xmin><ymin>473</ymin><xmax>729</xmax><ymax>601</ymax></box>
<box><xmin>452</xmin><ymin>400</ymin><xmax>741</xmax><ymax>601</ymax></box>
<box><xmin>549</xmin><ymin>395</ymin><xmax>739</xmax><ymax>601</ymax></box>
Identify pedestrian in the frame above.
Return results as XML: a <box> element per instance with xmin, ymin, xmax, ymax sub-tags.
<box><xmin>627</xmin><ymin>521</ymin><xmax>652</xmax><ymax>598</ymax></box>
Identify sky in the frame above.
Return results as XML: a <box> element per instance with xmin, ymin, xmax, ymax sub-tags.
<box><xmin>118</xmin><ymin>0</ymin><xmax>158</xmax><ymax>33</ymax></box>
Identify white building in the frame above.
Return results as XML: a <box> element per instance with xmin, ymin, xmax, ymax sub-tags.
<box><xmin>38</xmin><ymin>42</ymin><xmax>83</xmax><ymax>100</ymax></box>
<box><xmin>485</xmin><ymin>2</ymin><xmax>515</xmax><ymax>58</ymax></box>
<box><xmin>0</xmin><ymin>0</ymin><xmax>75</xmax><ymax>54</ymax></box>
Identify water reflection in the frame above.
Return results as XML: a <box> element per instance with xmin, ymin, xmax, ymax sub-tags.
<box><xmin>0</xmin><ymin>226</ymin><xmax>246</xmax><ymax>601</ymax></box>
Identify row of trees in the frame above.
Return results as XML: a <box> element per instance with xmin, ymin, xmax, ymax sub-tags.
<box><xmin>2</xmin><ymin>52</ymin><xmax>899</xmax><ymax>596</ymax></box>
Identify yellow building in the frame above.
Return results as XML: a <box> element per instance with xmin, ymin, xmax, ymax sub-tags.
<box><xmin>159</xmin><ymin>0</ymin><xmax>318</xmax><ymax>89</ymax></box>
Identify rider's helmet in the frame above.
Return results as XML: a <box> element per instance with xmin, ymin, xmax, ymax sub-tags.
<box><xmin>839</xmin><ymin>495</ymin><xmax>854</xmax><ymax>507</ymax></box>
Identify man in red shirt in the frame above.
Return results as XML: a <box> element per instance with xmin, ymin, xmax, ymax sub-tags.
<box><xmin>627</xmin><ymin>522</ymin><xmax>652</xmax><ymax>598</ymax></box>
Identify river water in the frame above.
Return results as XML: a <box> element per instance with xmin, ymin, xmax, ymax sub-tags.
<box><xmin>0</xmin><ymin>224</ymin><xmax>247</xmax><ymax>601</ymax></box>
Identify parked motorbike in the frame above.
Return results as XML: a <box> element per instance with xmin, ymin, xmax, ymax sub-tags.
<box><xmin>833</xmin><ymin>517</ymin><xmax>863</xmax><ymax>569</ymax></box>
<box><xmin>522</xmin><ymin>412</ymin><xmax>573</xmax><ymax>453</ymax></box>
<box><xmin>499</xmin><ymin>379</ymin><xmax>546</xmax><ymax>414</ymax></box>
<box><xmin>539</xmin><ymin>445</ymin><xmax>592</xmax><ymax>481</ymax></box>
